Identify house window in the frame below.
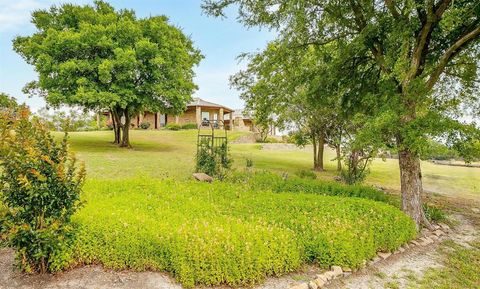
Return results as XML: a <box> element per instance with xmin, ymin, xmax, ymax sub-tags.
<box><xmin>201</xmin><ymin>111</ymin><xmax>210</xmax><ymax>121</ymax></box>
<box><xmin>213</xmin><ymin>113</ymin><xmax>218</xmax><ymax>120</ymax></box>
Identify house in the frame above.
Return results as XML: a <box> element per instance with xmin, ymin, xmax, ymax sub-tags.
<box><xmin>104</xmin><ymin>98</ymin><xmax>234</xmax><ymax>129</ymax></box>
<box><xmin>224</xmin><ymin>109</ymin><xmax>277</xmax><ymax>135</ymax></box>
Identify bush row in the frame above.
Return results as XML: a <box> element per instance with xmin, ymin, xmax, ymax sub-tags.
<box><xmin>228</xmin><ymin>171</ymin><xmax>395</xmax><ymax>204</ymax></box>
<box><xmin>165</xmin><ymin>123</ymin><xmax>197</xmax><ymax>130</ymax></box>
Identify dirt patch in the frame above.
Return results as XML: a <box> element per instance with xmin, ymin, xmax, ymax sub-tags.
<box><xmin>324</xmin><ymin>214</ymin><xmax>478</xmax><ymax>289</ymax></box>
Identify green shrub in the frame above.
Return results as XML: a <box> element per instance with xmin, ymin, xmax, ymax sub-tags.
<box><xmin>165</xmin><ymin>123</ymin><xmax>182</xmax><ymax>130</ymax></box>
<box><xmin>229</xmin><ymin>171</ymin><xmax>393</xmax><ymax>204</ymax></box>
<box><xmin>182</xmin><ymin>123</ymin><xmax>198</xmax><ymax>129</ymax></box>
<box><xmin>0</xmin><ymin>107</ymin><xmax>86</xmax><ymax>273</ymax></box>
<box><xmin>53</xmin><ymin>178</ymin><xmax>415</xmax><ymax>287</ymax></box>
<box><xmin>423</xmin><ymin>204</ymin><xmax>446</xmax><ymax>222</ymax></box>
<box><xmin>295</xmin><ymin>169</ymin><xmax>317</xmax><ymax>179</ymax></box>
<box><xmin>196</xmin><ymin>139</ymin><xmax>232</xmax><ymax>178</ymax></box>
<box><xmin>246</xmin><ymin>158</ymin><xmax>253</xmax><ymax>168</ymax></box>
<box><xmin>139</xmin><ymin>121</ymin><xmax>150</xmax><ymax>129</ymax></box>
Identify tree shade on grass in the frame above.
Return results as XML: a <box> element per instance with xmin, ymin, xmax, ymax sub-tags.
<box><xmin>52</xmin><ymin>178</ymin><xmax>416</xmax><ymax>287</ymax></box>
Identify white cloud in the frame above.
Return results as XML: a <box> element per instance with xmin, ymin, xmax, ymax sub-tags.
<box><xmin>0</xmin><ymin>0</ymin><xmax>50</xmax><ymax>32</ymax></box>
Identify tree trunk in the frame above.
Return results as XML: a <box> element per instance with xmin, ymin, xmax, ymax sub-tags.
<box><xmin>111</xmin><ymin>109</ymin><xmax>121</xmax><ymax>145</ymax></box>
<box><xmin>314</xmin><ymin>136</ymin><xmax>325</xmax><ymax>171</ymax></box>
<box><xmin>312</xmin><ymin>135</ymin><xmax>318</xmax><ymax>170</ymax></box>
<box><xmin>120</xmin><ymin>112</ymin><xmax>131</xmax><ymax>148</ymax></box>
<box><xmin>335</xmin><ymin>144</ymin><xmax>342</xmax><ymax>172</ymax></box>
<box><xmin>398</xmin><ymin>148</ymin><xmax>430</xmax><ymax>230</ymax></box>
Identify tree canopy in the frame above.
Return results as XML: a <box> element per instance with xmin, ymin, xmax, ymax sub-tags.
<box><xmin>203</xmin><ymin>0</ymin><xmax>480</xmax><ymax>228</ymax></box>
<box><xmin>14</xmin><ymin>0</ymin><xmax>202</xmax><ymax>147</ymax></box>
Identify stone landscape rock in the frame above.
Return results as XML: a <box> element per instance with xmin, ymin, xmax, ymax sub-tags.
<box><xmin>324</xmin><ymin>271</ymin><xmax>335</xmax><ymax>280</ymax></box>
<box><xmin>315</xmin><ymin>274</ymin><xmax>328</xmax><ymax>283</ymax></box>
<box><xmin>331</xmin><ymin>266</ymin><xmax>343</xmax><ymax>277</ymax></box>
<box><xmin>308</xmin><ymin>280</ymin><xmax>318</xmax><ymax>289</ymax></box>
<box><xmin>378</xmin><ymin>252</ymin><xmax>392</xmax><ymax>259</ymax></box>
<box><xmin>192</xmin><ymin>173</ymin><xmax>213</xmax><ymax>183</ymax></box>
<box><xmin>439</xmin><ymin>223</ymin><xmax>450</xmax><ymax>230</ymax></box>
<box><xmin>314</xmin><ymin>277</ymin><xmax>326</xmax><ymax>288</ymax></box>
<box><xmin>433</xmin><ymin>229</ymin><xmax>444</xmax><ymax>237</ymax></box>
<box><xmin>424</xmin><ymin>236</ymin><xmax>434</xmax><ymax>244</ymax></box>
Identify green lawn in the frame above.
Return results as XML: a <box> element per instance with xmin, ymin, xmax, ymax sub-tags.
<box><xmin>16</xmin><ymin>129</ymin><xmax>474</xmax><ymax>286</ymax></box>
<box><xmin>232</xmin><ymin>144</ymin><xmax>479</xmax><ymax>200</ymax></box>
<box><xmin>61</xmin><ymin>130</ymin><xmax>479</xmax><ymax>199</ymax></box>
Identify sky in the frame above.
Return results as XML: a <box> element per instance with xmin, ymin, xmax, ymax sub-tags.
<box><xmin>0</xmin><ymin>0</ymin><xmax>276</xmax><ymax>111</ymax></box>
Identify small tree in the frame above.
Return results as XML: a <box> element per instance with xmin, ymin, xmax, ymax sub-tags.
<box><xmin>0</xmin><ymin>105</ymin><xmax>86</xmax><ymax>273</ymax></box>
<box><xmin>231</xmin><ymin>42</ymin><xmax>345</xmax><ymax>172</ymax></box>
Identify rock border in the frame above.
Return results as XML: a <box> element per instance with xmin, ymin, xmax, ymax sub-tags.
<box><xmin>288</xmin><ymin>223</ymin><xmax>451</xmax><ymax>289</ymax></box>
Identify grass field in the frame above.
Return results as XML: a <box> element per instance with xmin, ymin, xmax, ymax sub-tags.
<box><xmin>61</xmin><ymin>130</ymin><xmax>480</xmax><ymax>199</ymax></box>
<box><xmin>2</xmin><ymin>129</ymin><xmax>472</xmax><ymax>286</ymax></box>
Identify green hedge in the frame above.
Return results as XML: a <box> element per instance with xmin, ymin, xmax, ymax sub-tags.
<box><xmin>229</xmin><ymin>171</ymin><xmax>395</xmax><ymax>204</ymax></box>
<box><xmin>53</xmin><ymin>178</ymin><xmax>415</xmax><ymax>287</ymax></box>
<box><xmin>165</xmin><ymin>123</ymin><xmax>182</xmax><ymax>130</ymax></box>
<box><xmin>181</xmin><ymin>123</ymin><xmax>198</xmax><ymax>129</ymax></box>
<box><xmin>164</xmin><ymin>123</ymin><xmax>197</xmax><ymax>130</ymax></box>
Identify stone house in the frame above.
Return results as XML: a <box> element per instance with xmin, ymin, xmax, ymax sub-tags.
<box><xmin>104</xmin><ymin>98</ymin><xmax>234</xmax><ymax>129</ymax></box>
<box><xmin>224</xmin><ymin>109</ymin><xmax>277</xmax><ymax>135</ymax></box>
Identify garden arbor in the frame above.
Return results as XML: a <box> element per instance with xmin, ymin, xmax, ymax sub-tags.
<box><xmin>196</xmin><ymin>119</ymin><xmax>230</xmax><ymax>177</ymax></box>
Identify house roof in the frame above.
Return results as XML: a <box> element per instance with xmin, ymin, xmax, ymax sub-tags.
<box><xmin>187</xmin><ymin>98</ymin><xmax>234</xmax><ymax>113</ymax></box>
<box><xmin>231</xmin><ymin>109</ymin><xmax>251</xmax><ymax>120</ymax></box>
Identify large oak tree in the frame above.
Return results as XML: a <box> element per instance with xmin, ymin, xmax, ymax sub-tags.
<box><xmin>14</xmin><ymin>1</ymin><xmax>202</xmax><ymax>147</ymax></box>
<box><xmin>203</xmin><ymin>0</ymin><xmax>480</xmax><ymax>228</ymax></box>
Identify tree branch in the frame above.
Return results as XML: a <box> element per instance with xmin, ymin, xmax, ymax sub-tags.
<box><xmin>426</xmin><ymin>26</ymin><xmax>480</xmax><ymax>91</ymax></box>
<box><xmin>385</xmin><ymin>0</ymin><xmax>401</xmax><ymax>20</ymax></box>
<box><xmin>404</xmin><ymin>0</ymin><xmax>452</xmax><ymax>86</ymax></box>
<box><xmin>349</xmin><ymin>0</ymin><xmax>390</xmax><ymax>74</ymax></box>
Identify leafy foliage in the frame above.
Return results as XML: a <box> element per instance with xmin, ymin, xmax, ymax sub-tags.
<box><xmin>139</xmin><ymin>121</ymin><xmax>150</xmax><ymax>130</ymax></box>
<box><xmin>0</xmin><ymin>93</ymin><xmax>18</xmax><ymax>109</ymax></box>
<box><xmin>13</xmin><ymin>1</ymin><xmax>202</xmax><ymax>147</ymax></box>
<box><xmin>340</xmin><ymin>149</ymin><xmax>374</xmax><ymax>185</ymax></box>
<box><xmin>0</xmin><ymin>106</ymin><xmax>86</xmax><ymax>273</ymax></box>
<box><xmin>196</xmin><ymin>138</ymin><xmax>232</xmax><ymax>178</ymax></box>
<box><xmin>165</xmin><ymin>123</ymin><xmax>182</xmax><ymax>130</ymax></box>
<box><xmin>295</xmin><ymin>169</ymin><xmax>317</xmax><ymax>180</ymax></box>
<box><xmin>35</xmin><ymin>107</ymin><xmax>97</xmax><ymax>131</ymax></box>
<box><xmin>53</xmin><ymin>178</ymin><xmax>415</xmax><ymax>287</ymax></box>
<box><xmin>229</xmin><ymin>171</ymin><xmax>395</xmax><ymax>204</ymax></box>
<box><xmin>181</xmin><ymin>123</ymin><xmax>198</xmax><ymax>129</ymax></box>
<box><xmin>203</xmin><ymin>0</ymin><xmax>480</xmax><ymax>227</ymax></box>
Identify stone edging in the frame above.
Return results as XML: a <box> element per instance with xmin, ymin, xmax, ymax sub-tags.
<box><xmin>288</xmin><ymin>223</ymin><xmax>451</xmax><ymax>289</ymax></box>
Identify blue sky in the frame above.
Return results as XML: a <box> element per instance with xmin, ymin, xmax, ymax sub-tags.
<box><xmin>0</xmin><ymin>0</ymin><xmax>275</xmax><ymax>111</ymax></box>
